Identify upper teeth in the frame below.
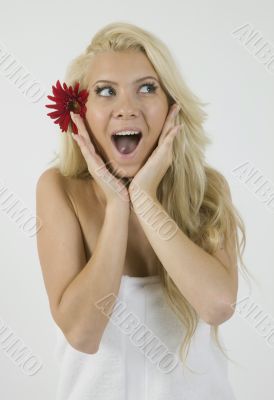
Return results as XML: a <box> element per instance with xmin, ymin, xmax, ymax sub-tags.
<box><xmin>114</xmin><ymin>130</ymin><xmax>140</xmax><ymax>136</ymax></box>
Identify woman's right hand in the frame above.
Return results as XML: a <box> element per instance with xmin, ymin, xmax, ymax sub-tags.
<box><xmin>70</xmin><ymin>112</ymin><xmax>130</xmax><ymax>207</ymax></box>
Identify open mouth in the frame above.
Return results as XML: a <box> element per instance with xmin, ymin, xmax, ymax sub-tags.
<box><xmin>111</xmin><ymin>132</ymin><xmax>143</xmax><ymax>156</ymax></box>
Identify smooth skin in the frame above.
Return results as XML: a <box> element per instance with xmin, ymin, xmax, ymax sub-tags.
<box><xmin>36</xmin><ymin>50</ymin><xmax>237</xmax><ymax>354</ymax></box>
<box><xmin>80</xmin><ymin>49</ymin><xmax>180</xmax><ymax>182</ymax></box>
<box><xmin>36</xmin><ymin>50</ymin><xmax>182</xmax><ymax>354</ymax></box>
<box><xmin>70</xmin><ymin>102</ymin><xmax>181</xmax><ymax>204</ymax></box>
<box><xmin>71</xmin><ymin>80</ymin><xmax>238</xmax><ymax>329</ymax></box>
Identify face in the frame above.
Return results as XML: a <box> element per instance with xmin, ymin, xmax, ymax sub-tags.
<box><xmin>84</xmin><ymin>50</ymin><xmax>170</xmax><ymax>179</ymax></box>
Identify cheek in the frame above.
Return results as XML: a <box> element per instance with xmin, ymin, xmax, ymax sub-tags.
<box><xmin>85</xmin><ymin>109</ymin><xmax>107</xmax><ymax>137</ymax></box>
<box><xmin>148</xmin><ymin>104</ymin><xmax>168</xmax><ymax>127</ymax></box>
<box><xmin>86</xmin><ymin>107</ymin><xmax>104</xmax><ymax>124</ymax></box>
<box><xmin>150</xmin><ymin>116</ymin><xmax>166</xmax><ymax>138</ymax></box>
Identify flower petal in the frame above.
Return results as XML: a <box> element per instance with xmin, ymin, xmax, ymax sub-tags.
<box><xmin>45</xmin><ymin>80</ymin><xmax>89</xmax><ymax>134</ymax></box>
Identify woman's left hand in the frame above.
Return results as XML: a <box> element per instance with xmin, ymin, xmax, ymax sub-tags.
<box><xmin>128</xmin><ymin>103</ymin><xmax>183</xmax><ymax>201</ymax></box>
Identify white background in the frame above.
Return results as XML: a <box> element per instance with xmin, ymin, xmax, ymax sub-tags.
<box><xmin>0</xmin><ymin>0</ymin><xmax>273</xmax><ymax>398</ymax></box>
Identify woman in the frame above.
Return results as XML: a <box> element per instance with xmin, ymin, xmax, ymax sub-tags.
<box><xmin>36</xmin><ymin>21</ymin><xmax>248</xmax><ymax>399</ymax></box>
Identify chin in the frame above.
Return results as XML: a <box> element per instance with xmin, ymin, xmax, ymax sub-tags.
<box><xmin>108</xmin><ymin>162</ymin><xmax>139</xmax><ymax>180</ymax></box>
<box><xmin>104</xmin><ymin>160</ymin><xmax>136</xmax><ymax>179</ymax></box>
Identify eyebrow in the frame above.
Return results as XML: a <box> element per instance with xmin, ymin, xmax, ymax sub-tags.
<box><xmin>91</xmin><ymin>75</ymin><xmax>159</xmax><ymax>87</ymax></box>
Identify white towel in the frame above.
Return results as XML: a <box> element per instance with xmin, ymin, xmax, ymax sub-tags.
<box><xmin>53</xmin><ymin>275</ymin><xmax>237</xmax><ymax>400</ymax></box>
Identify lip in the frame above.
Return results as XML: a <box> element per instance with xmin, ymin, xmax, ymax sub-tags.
<box><xmin>110</xmin><ymin>133</ymin><xmax>144</xmax><ymax>160</ymax></box>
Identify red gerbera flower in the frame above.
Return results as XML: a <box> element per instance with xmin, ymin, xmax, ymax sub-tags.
<box><xmin>45</xmin><ymin>80</ymin><xmax>89</xmax><ymax>134</ymax></box>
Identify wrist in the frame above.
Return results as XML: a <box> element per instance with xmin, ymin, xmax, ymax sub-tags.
<box><xmin>106</xmin><ymin>198</ymin><xmax>130</xmax><ymax>216</ymax></box>
<box><xmin>130</xmin><ymin>188</ymin><xmax>158</xmax><ymax>207</ymax></box>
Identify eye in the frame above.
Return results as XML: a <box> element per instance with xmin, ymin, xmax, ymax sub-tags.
<box><xmin>139</xmin><ymin>82</ymin><xmax>158</xmax><ymax>94</ymax></box>
<box><xmin>94</xmin><ymin>82</ymin><xmax>158</xmax><ymax>97</ymax></box>
<box><xmin>94</xmin><ymin>86</ymin><xmax>114</xmax><ymax>97</ymax></box>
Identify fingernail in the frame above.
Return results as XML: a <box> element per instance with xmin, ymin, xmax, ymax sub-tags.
<box><xmin>70</xmin><ymin>111</ymin><xmax>76</xmax><ymax>120</ymax></box>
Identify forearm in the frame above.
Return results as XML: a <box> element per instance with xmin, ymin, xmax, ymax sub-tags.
<box><xmin>131</xmin><ymin>192</ymin><xmax>233</xmax><ymax>325</ymax></box>
<box><xmin>57</xmin><ymin>200</ymin><xmax>129</xmax><ymax>353</ymax></box>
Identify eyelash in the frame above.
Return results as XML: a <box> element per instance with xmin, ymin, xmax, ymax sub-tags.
<box><xmin>94</xmin><ymin>81</ymin><xmax>158</xmax><ymax>97</ymax></box>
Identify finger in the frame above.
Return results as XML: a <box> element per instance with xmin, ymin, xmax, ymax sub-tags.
<box><xmin>70</xmin><ymin>112</ymin><xmax>96</xmax><ymax>155</ymax></box>
<box><xmin>72</xmin><ymin>133</ymin><xmax>94</xmax><ymax>161</ymax></box>
<box><xmin>158</xmin><ymin>104</ymin><xmax>181</xmax><ymax>145</ymax></box>
<box><xmin>150</xmin><ymin>124</ymin><xmax>181</xmax><ymax>162</ymax></box>
<box><xmin>163</xmin><ymin>124</ymin><xmax>182</xmax><ymax>146</ymax></box>
<box><xmin>70</xmin><ymin>119</ymin><xmax>106</xmax><ymax>170</ymax></box>
<box><xmin>72</xmin><ymin>129</ymin><xmax>103</xmax><ymax>172</ymax></box>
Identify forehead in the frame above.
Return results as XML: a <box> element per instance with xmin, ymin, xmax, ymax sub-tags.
<box><xmin>86</xmin><ymin>50</ymin><xmax>158</xmax><ymax>84</ymax></box>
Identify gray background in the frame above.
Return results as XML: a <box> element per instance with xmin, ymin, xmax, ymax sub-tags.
<box><xmin>0</xmin><ymin>0</ymin><xmax>273</xmax><ymax>398</ymax></box>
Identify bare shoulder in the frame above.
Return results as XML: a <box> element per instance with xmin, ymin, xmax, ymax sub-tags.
<box><xmin>36</xmin><ymin>167</ymin><xmax>72</xmax><ymax>202</ymax></box>
<box><xmin>36</xmin><ymin>167</ymin><xmax>87</xmax><ymax>215</ymax></box>
<box><xmin>36</xmin><ymin>166</ymin><xmax>65</xmax><ymax>183</ymax></box>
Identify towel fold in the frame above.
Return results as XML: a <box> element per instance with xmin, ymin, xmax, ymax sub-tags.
<box><xmin>53</xmin><ymin>275</ymin><xmax>237</xmax><ymax>400</ymax></box>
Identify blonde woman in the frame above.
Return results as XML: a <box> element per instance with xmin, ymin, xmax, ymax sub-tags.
<box><xmin>36</xmin><ymin>21</ymin><xmax>248</xmax><ymax>399</ymax></box>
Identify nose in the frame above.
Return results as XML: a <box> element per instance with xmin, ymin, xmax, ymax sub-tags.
<box><xmin>112</xmin><ymin>97</ymin><xmax>140</xmax><ymax>119</ymax></box>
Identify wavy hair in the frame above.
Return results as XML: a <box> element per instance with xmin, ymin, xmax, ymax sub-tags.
<box><xmin>48</xmin><ymin>21</ymin><xmax>253</xmax><ymax>371</ymax></box>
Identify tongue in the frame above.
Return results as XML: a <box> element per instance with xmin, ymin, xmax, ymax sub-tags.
<box><xmin>114</xmin><ymin>135</ymin><xmax>140</xmax><ymax>154</ymax></box>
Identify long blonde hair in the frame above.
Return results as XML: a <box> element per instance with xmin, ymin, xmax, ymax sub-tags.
<box><xmin>48</xmin><ymin>21</ymin><xmax>253</xmax><ymax>370</ymax></box>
